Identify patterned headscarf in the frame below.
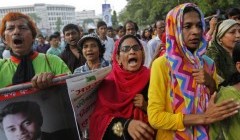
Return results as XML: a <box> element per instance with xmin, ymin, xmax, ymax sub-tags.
<box><xmin>166</xmin><ymin>3</ymin><xmax>215</xmax><ymax>140</ymax></box>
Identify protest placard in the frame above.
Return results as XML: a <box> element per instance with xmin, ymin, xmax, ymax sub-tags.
<box><xmin>66</xmin><ymin>66</ymin><xmax>112</xmax><ymax>131</ymax></box>
<box><xmin>0</xmin><ymin>83</ymin><xmax>80</xmax><ymax>140</ymax></box>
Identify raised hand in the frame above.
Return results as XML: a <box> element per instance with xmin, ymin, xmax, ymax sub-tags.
<box><xmin>128</xmin><ymin>120</ymin><xmax>154</xmax><ymax>140</ymax></box>
<box><xmin>203</xmin><ymin>92</ymin><xmax>240</xmax><ymax>124</ymax></box>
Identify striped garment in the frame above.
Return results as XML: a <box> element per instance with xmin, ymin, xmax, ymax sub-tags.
<box><xmin>166</xmin><ymin>3</ymin><xmax>215</xmax><ymax>140</ymax></box>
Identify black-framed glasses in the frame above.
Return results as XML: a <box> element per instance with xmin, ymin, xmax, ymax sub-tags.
<box><xmin>120</xmin><ymin>44</ymin><xmax>142</xmax><ymax>52</ymax></box>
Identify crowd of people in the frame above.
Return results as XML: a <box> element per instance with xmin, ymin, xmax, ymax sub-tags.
<box><xmin>0</xmin><ymin>2</ymin><xmax>240</xmax><ymax>140</ymax></box>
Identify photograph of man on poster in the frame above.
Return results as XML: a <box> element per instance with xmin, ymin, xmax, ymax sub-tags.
<box><xmin>0</xmin><ymin>84</ymin><xmax>80</xmax><ymax>140</ymax></box>
<box><xmin>0</xmin><ymin>101</ymin><xmax>77</xmax><ymax>140</ymax></box>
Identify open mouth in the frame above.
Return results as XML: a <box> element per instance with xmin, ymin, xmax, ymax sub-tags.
<box><xmin>128</xmin><ymin>58</ymin><xmax>138</xmax><ymax>66</ymax></box>
<box><xmin>13</xmin><ymin>38</ymin><xmax>23</xmax><ymax>45</ymax></box>
<box><xmin>86</xmin><ymin>53</ymin><xmax>95</xmax><ymax>57</ymax></box>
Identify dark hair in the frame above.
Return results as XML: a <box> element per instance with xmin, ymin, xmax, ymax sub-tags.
<box><xmin>62</xmin><ymin>24</ymin><xmax>80</xmax><ymax>34</ymax></box>
<box><xmin>233</xmin><ymin>42</ymin><xmax>240</xmax><ymax>64</ymax></box>
<box><xmin>220</xmin><ymin>42</ymin><xmax>240</xmax><ymax>86</ymax></box>
<box><xmin>0</xmin><ymin>12</ymin><xmax>37</xmax><ymax>40</ymax></box>
<box><xmin>0</xmin><ymin>101</ymin><xmax>43</xmax><ymax>127</ymax></box>
<box><xmin>134</xmin><ymin>22</ymin><xmax>139</xmax><ymax>32</ymax></box>
<box><xmin>116</xmin><ymin>26</ymin><xmax>124</xmax><ymax>32</ymax></box>
<box><xmin>107</xmin><ymin>26</ymin><xmax>113</xmax><ymax>31</ymax></box>
<box><xmin>226</xmin><ymin>7</ymin><xmax>240</xmax><ymax>18</ymax></box>
<box><xmin>97</xmin><ymin>21</ymin><xmax>107</xmax><ymax>29</ymax></box>
<box><xmin>53</xmin><ymin>31</ymin><xmax>61</xmax><ymax>37</ymax></box>
<box><xmin>141</xmin><ymin>28</ymin><xmax>152</xmax><ymax>41</ymax></box>
<box><xmin>117</xmin><ymin>34</ymin><xmax>142</xmax><ymax>55</ymax></box>
<box><xmin>37</xmin><ymin>34</ymin><xmax>44</xmax><ymax>38</ymax></box>
<box><xmin>78</xmin><ymin>33</ymin><xmax>105</xmax><ymax>59</ymax></box>
<box><xmin>49</xmin><ymin>34</ymin><xmax>59</xmax><ymax>41</ymax></box>
<box><xmin>183</xmin><ymin>6</ymin><xmax>200</xmax><ymax>17</ymax></box>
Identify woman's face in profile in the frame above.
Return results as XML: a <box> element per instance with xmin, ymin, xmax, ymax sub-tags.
<box><xmin>117</xmin><ymin>38</ymin><xmax>143</xmax><ymax>72</ymax></box>
<box><xmin>220</xmin><ymin>24</ymin><xmax>240</xmax><ymax>51</ymax></box>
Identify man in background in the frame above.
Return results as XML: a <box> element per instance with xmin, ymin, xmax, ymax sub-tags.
<box><xmin>34</xmin><ymin>34</ymin><xmax>50</xmax><ymax>54</ymax></box>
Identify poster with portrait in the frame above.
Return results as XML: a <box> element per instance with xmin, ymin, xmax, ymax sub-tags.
<box><xmin>0</xmin><ymin>83</ymin><xmax>80</xmax><ymax>140</ymax></box>
<box><xmin>102</xmin><ymin>4</ymin><xmax>112</xmax><ymax>27</ymax></box>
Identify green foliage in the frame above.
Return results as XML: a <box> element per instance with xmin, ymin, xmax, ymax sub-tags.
<box><xmin>28</xmin><ymin>13</ymin><xmax>41</xmax><ymax>24</ymax></box>
<box><xmin>112</xmin><ymin>10</ymin><xmax>118</xmax><ymax>28</ymax></box>
<box><xmin>118</xmin><ymin>0</ymin><xmax>240</xmax><ymax>27</ymax></box>
<box><xmin>55</xmin><ymin>17</ymin><xmax>63</xmax><ymax>32</ymax></box>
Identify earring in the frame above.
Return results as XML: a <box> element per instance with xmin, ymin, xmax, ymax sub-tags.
<box><xmin>118</xmin><ymin>62</ymin><xmax>122</xmax><ymax>67</ymax></box>
<box><xmin>219</xmin><ymin>39</ymin><xmax>223</xmax><ymax>45</ymax></box>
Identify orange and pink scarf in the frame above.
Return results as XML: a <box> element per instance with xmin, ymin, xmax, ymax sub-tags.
<box><xmin>166</xmin><ymin>3</ymin><xmax>215</xmax><ymax>140</ymax></box>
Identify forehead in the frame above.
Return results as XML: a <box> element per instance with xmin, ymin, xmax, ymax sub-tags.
<box><xmin>50</xmin><ymin>38</ymin><xmax>58</xmax><ymax>41</ymax></box>
<box><xmin>5</xmin><ymin>18</ymin><xmax>28</xmax><ymax>27</ymax></box>
<box><xmin>183</xmin><ymin>11</ymin><xmax>201</xmax><ymax>24</ymax></box>
<box><xmin>99</xmin><ymin>25</ymin><xmax>107</xmax><ymax>29</ymax></box>
<box><xmin>126</xmin><ymin>23</ymin><xmax>135</xmax><ymax>29</ymax></box>
<box><xmin>64</xmin><ymin>29</ymin><xmax>78</xmax><ymax>34</ymax></box>
<box><xmin>3</xmin><ymin>113</ymin><xmax>28</xmax><ymax>127</ymax></box>
<box><xmin>121</xmin><ymin>37</ymin><xmax>138</xmax><ymax>45</ymax></box>
<box><xmin>83</xmin><ymin>39</ymin><xmax>98</xmax><ymax>45</ymax></box>
<box><xmin>156</xmin><ymin>21</ymin><xmax>165</xmax><ymax>27</ymax></box>
<box><xmin>229</xmin><ymin>24</ymin><xmax>240</xmax><ymax>30</ymax></box>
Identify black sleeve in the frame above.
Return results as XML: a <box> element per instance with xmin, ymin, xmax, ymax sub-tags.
<box><xmin>103</xmin><ymin>118</ymin><xmax>132</xmax><ymax>140</ymax></box>
<box><xmin>141</xmin><ymin>81</ymin><xmax>149</xmax><ymax>101</ymax></box>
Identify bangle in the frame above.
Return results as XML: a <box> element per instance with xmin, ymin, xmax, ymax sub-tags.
<box><xmin>123</xmin><ymin>119</ymin><xmax>131</xmax><ymax>140</ymax></box>
<box><xmin>205</xmin><ymin>33</ymin><xmax>212</xmax><ymax>42</ymax></box>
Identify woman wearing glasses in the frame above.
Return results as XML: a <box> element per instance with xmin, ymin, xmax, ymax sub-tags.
<box><xmin>89</xmin><ymin>34</ymin><xmax>154</xmax><ymax>140</ymax></box>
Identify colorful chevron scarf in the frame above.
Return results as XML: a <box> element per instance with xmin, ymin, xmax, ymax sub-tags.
<box><xmin>166</xmin><ymin>3</ymin><xmax>213</xmax><ymax>140</ymax></box>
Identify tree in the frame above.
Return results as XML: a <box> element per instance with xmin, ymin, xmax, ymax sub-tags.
<box><xmin>55</xmin><ymin>17</ymin><xmax>63</xmax><ymax>32</ymax></box>
<box><xmin>28</xmin><ymin>13</ymin><xmax>41</xmax><ymax>24</ymax></box>
<box><xmin>119</xmin><ymin>0</ymin><xmax>240</xmax><ymax>27</ymax></box>
<box><xmin>112</xmin><ymin>10</ymin><xmax>118</xmax><ymax>28</ymax></box>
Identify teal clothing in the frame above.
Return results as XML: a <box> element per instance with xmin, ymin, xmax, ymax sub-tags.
<box><xmin>0</xmin><ymin>53</ymin><xmax>70</xmax><ymax>88</ymax></box>
<box><xmin>210</xmin><ymin>86</ymin><xmax>240</xmax><ymax>140</ymax></box>
<box><xmin>46</xmin><ymin>47</ymin><xmax>62</xmax><ymax>56</ymax></box>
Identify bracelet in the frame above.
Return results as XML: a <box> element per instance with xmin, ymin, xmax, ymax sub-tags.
<box><xmin>123</xmin><ymin>119</ymin><xmax>131</xmax><ymax>140</ymax></box>
<box><xmin>205</xmin><ymin>33</ymin><xmax>212</xmax><ymax>42</ymax></box>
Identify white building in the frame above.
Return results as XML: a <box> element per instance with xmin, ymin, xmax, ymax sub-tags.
<box><xmin>0</xmin><ymin>3</ymin><xmax>76</xmax><ymax>35</ymax></box>
<box><xmin>75</xmin><ymin>10</ymin><xmax>101</xmax><ymax>33</ymax></box>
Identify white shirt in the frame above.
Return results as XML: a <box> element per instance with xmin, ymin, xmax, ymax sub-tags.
<box><xmin>2</xmin><ymin>49</ymin><xmax>10</xmax><ymax>59</ymax></box>
<box><xmin>146</xmin><ymin>35</ymin><xmax>162</xmax><ymax>66</ymax></box>
<box><xmin>139</xmin><ymin>39</ymin><xmax>150</xmax><ymax>68</ymax></box>
<box><xmin>101</xmin><ymin>36</ymin><xmax>115</xmax><ymax>62</ymax></box>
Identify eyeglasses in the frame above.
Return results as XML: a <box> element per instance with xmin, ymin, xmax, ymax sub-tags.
<box><xmin>120</xmin><ymin>44</ymin><xmax>142</xmax><ymax>52</ymax></box>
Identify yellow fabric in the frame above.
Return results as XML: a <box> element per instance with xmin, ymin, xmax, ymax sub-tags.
<box><xmin>148</xmin><ymin>56</ymin><xmax>185</xmax><ymax>140</ymax></box>
<box><xmin>148</xmin><ymin>55</ymin><xmax>217</xmax><ymax>140</ymax></box>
